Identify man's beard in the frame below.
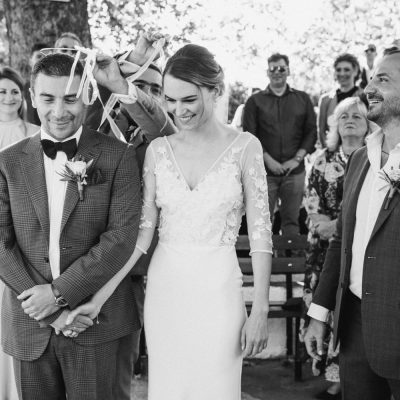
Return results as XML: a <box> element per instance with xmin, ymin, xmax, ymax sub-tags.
<box><xmin>367</xmin><ymin>100</ymin><xmax>400</xmax><ymax>126</ymax></box>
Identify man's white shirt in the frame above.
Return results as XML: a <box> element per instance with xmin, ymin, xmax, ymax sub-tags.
<box><xmin>308</xmin><ymin>129</ymin><xmax>400</xmax><ymax>322</ymax></box>
<box><xmin>41</xmin><ymin>127</ymin><xmax>82</xmax><ymax>279</ymax></box>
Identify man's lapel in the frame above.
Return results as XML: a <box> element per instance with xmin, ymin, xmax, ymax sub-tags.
<box><xmin>369</xmin><ymin>183</ymin><xmax>400</xmax><ymax>240</ymax></box>
<box><xmin>20</xmin><ymin>134</ymin><xmax>50</xmax><ymax>241</ymax></box>
<box><xmin>344</xmin><ymin>149</ymin><xmax>369</xmax><ymax>249</ymax></box>
<box><xmin>60</xmin><ymin>128</ymin><xmax>102</xmax><ymax>232</ymax></box>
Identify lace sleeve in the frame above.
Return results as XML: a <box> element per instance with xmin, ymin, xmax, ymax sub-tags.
<box><xmin>136</xmin><ymin>143</ymin><xmax>159</xmax><ymax>254</ymax></box>
<box><xmin>241</xmin><ymin>136</ymin><xmax>273</xmax><ymax>255</ymax></box>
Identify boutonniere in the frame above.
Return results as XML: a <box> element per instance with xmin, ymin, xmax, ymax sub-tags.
<box><xmin>379</xmin><ymin>166</ymin><xmax>400</xmax><ymax>209</ymax></box>
<box><xmin>58</xmin><ymin>155</ymin><xmax>94</xmax><ymax>201</ymax></box>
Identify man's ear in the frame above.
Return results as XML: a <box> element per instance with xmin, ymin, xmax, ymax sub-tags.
<box><xmin>287</xmin><ymin>67</ymin><xmax>291</xmax><ymax>76</ymax></box>
<box><xmin>29</xmin><ymin>87</ymin><xmax>37</xmax><ymax>108</ymax></box>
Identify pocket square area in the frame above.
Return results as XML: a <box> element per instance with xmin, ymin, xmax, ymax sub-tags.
<box><xmin>88</xmin><ymin>169</ymin><xmax>105</xmax><ymax>185</ymax></box>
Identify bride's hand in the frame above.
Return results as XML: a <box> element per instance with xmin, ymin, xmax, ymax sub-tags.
<box><xmin>241</xmin><ymin>310</ymin><xmax>269</xmax><ymax>357</ymax></box>
<box><xmin>65</xmin><ymin>302</ymin><xmax>101</xmax><ymax>326</ymax></box>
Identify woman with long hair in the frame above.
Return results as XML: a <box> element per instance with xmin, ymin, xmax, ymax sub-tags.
<box><xmin>68</xmin><ymin>44</ymin><xmax>272</xmax><ymax>400</ymax></box>
<box><xmin>0</xmin><ymin>66</ymin><xmax>38</xmax><ymax>400</ymax></box>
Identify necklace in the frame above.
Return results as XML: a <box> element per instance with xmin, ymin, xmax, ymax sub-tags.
<box><xmin>339</xmin><ymin>146</ymin><xmax>350</xmax><ymax>162</ymax></box>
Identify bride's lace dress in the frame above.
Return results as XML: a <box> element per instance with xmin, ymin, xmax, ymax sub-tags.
<box><xmin>136</xmin><ymin>132</ymin><xmax>272</xmax><ymax>400</ymax></box>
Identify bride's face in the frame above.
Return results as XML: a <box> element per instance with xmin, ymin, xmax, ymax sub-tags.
<box><xmin>163</xmin><ymin>74</ymin><xmax>216</xmax><ymax>130</ymax></box>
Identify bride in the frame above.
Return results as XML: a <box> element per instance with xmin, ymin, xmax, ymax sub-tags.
<box><xmin>68</xmin><ymin>43</ymin><xmax>273</xmax><ymax>400</ymax></box>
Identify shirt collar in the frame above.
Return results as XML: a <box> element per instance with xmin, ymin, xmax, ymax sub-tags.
<box><xmin>40</xmin><ymin>126</ymin><xmax>83</xmax><ymax>144</ymax></box>
<box><xmin>366</xmin><ymin>128</ymin><xmax>400</xmax><ymax>174</ymax></box>
<box><xmin>263</xmin><ymin>84</ymin><xmax>293</xmax><ymax>96</ymax></box>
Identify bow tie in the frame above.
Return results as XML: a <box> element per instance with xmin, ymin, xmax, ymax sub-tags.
<box><xmin>41</xmin><ymin>138</ymin><xmax>77</xmax><ymax>160</ymax></box>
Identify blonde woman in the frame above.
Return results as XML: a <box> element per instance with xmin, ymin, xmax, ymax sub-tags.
<box><xmin>303</xmin><ymin>97</ymin><xmax>371</xmax><ymax>399</ymax></box>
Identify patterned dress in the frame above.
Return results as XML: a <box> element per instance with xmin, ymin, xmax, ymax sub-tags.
<box><xmin>302</xmin><ymin>148</ymin><xmax>348</xmax><ymax>382</ymax></box>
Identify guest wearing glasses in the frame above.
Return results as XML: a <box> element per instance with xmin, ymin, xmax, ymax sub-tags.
<box><xmin>360</xmin><ymin>44</ymin><xmax>377</xmax><ymax>89</ymax></box>
<box><xmin>318</xmin><ymin>53</ymin><xmax>365</xmax><ymax>147</ymax></box>
<box><xmin>243</xmin><ymin>53</ymin><xmax>317</xmax><ymax>235</ymax></box>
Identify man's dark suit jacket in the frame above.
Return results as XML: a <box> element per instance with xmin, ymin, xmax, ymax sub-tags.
<box><xmin>313</xmin><ymin>145</ymin><xmax>400</xmax><ymax>379</ymax></box>
<box><xmin>0</xmin><ymin>127</ymin><xmax>142</xmax><ymax>361</ymax></box>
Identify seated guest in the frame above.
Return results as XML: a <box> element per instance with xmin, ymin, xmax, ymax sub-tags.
<box><xmin>24</xmin><ymin>42</ymin><xmax>48</xmax><ymax>125</ymax></box>
<box><xmin>302</xmin><ymin>97</ymin><xmax>370</xmax><ymax>400</ymax></box>
<box><xmin>0</xmin><ymin>66</ymin><xmax>39</xmax><ymax>400</ymax></box>
<box><xmin>318</xmin><ymin>53</ymin><xmax>365</xmax><ymax>147</ymax></box>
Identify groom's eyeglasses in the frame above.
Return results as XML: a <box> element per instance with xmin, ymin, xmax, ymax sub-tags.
<box><xmin>268</xmin><ymin>66</ymin><xmax>288</xmax><ymax>73</ymax></box>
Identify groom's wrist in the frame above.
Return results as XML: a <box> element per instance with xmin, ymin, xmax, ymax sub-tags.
<box><xmin>51</xmin><ymin>284</ymin><xmax>69</xmax><ymax>308</ymax></box>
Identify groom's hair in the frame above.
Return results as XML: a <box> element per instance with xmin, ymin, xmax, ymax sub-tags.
<box><xmin>30</xmin><ymin>53</ymin><xmax>84</xmax><ymax>91</ymax></box>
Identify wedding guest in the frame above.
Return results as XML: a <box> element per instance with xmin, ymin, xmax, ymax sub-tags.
<box><xmin>0</xmin><ymin>66</ymin><xmax>38</xmax><ymax>400</ymax></box>
<box><xmin>305</xmin><ymin>50</ymin><xmax>400</xmax><ymax>400</ymax></box>
<box><xmin>84</xmin><ymin>33</ymin><xmax>176</xmax><ymax>398</ymax></box>
<box><xmin>23</xmin><ymin>42</ymin><xmax>48</xmax><ymax>125</ymax></box>
<box><xmin>302</xmin><ymin>97</ymin><xmax>370</xmax><ymax>400</ymax></box>
<box><xmin>360</xmin><ymin>44</ymin><xmax>377</xmax><ymax>89</ymax></box>
<box><xmin>243</xmin><ymin>53</ymin><xmax>317</xmax><ymax>234</ymax></box>
<box><xmin>54</xmin><ymin>32</ymin><xmax>82</xmax><ymax>56</ymax></box>
<box><xmin>0</xmin><ymin>53</ymin><xmax>141</xmax><ymax>399</ymax></box>
<box><xmin>68</xmin><ymin>43</ymin><xmax>273</xmax><ymax>400</ymax></box>
<box><xmin>318</xmin><ymin>53</ymin><xmax>365</xmax><ymax>147</ymax></box>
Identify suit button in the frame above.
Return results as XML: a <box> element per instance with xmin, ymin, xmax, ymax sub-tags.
<box><xmin>364</xmin><ymin>291</ymin><xmax>372</xmax><ymax>295</ymax></box>
<box><xmin>367</xmin><ymin>256</ymin><xmax>376</xmax><ymax>259</ymax></box>
<box><xmin>44</xmin><ymin>257</ymin><xmax>49</xmax><ymax>263</ymax></box>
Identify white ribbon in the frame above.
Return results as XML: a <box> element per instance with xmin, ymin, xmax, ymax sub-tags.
<box><xmin>99</xmin><ymin>38</ymin><xmax>166</xmax><ymax>138</ymax></box>
<box><xmin>64</xmin><ymin>38</ymin><xmax>165</xmax><ymax>143</ymax></box>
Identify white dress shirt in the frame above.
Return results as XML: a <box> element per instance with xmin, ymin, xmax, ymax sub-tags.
<box><xmin>308</xmin><ymin>129</ymin><xmax>400</xmax><ymax>322</ymax></box>
<box><xmin>41</xmin><ymin>127</ymin><xmax>82</xmax><ymax>279</ymax></box>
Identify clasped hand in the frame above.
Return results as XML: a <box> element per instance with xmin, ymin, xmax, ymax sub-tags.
<box><xmin>18</xmin><ymin>284</ymin><xmax>58</xmax><ymax>320</ymax></box>
<box><xmin>51</xmin><ymin>310</ymin><xmax>94</xmax><ymax>339</ymax></box>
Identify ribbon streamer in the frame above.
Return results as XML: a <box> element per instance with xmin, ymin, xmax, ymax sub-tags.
<box><xmin>64</xmin><ymin>38</ymin><xmax>165</xmax><ymax>143</ymax></box>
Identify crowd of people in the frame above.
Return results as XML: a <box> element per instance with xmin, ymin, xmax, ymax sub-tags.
<box><xmin>0</xmin><ymin>29</ymin><xmax>400</xmax><ymax>400</ymax></box>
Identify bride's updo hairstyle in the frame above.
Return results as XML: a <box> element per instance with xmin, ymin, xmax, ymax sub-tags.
<box><xmin>163</xmin><ymin>44</ymin><xmax>225</xmax><ymax>95</ymax></box>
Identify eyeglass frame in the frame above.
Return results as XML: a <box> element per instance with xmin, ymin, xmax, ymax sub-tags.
<box><xmin>268</xmin><ymin>65</ymin><xmax>288</xmax><ymax>74</ymax></box>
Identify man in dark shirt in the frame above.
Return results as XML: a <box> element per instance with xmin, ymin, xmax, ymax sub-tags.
<box><xmin>243</xmin><ymin>53</ymin><xmax>317</xmax><ymax>235</ymax></box>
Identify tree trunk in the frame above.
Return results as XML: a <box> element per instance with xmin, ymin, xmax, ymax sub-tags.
<box><xmin>3</xmin><ymin>0</ymin><xmax>92</xmax><ymax>80</ymax></box>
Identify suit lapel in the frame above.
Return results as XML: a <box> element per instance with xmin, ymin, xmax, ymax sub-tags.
<box><xmin>344</xmin><ymin>149</ymin><xmax>369</xmax><ymax>252</ymax></box>
<box><xmin>20</xmin><ymin>134</ymin><xmax>50</xmax><ymax>242</ymax></box>
<box><xmin>60</xmin><ymin>128</ymin><xmax>101</xmax><ymax>232</ymax></box>
<box><xmin>369</xmin><ymin>183</ymin><xmax>400</xmax><ymax>240</ymax></box>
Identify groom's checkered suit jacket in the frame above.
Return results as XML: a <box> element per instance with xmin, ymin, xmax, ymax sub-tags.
<box><xmin>0</xmin><ymin>127</ymin><xmax>141</xmax><ymax>361</ymax></box>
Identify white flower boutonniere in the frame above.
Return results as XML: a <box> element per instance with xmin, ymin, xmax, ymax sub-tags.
<box><xmin>379</xmin><ymin>166</ymin><xmax>400</xmax><ymax>209</ymax></box>
<box><xmin>58</xmin><ymin>155</ymin><xmax>94</xmax><ymax>201</ymax></box>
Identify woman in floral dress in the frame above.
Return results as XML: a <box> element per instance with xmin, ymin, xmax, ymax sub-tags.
<box><xmin>302</xmin><ymin>97</ymin><xmax>371</xmax><ymax>399</ymax></box>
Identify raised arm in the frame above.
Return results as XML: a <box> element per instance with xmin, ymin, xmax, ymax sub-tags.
<box><xmin>66</xmin><ymin>144</ymin><xmax>159</xmax><ymax>323</ymax></box>
<box><xmin>240</xmin><ymin>136</ymin><xmax>273</xmax><ymax>357</ymax></box>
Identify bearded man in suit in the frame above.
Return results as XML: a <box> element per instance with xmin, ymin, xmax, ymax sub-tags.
<box><xmin>305</xmin><ymin>50</ymin><xmax>400</xmax><ymax>400</ymax></box>
<box><xmin>0</xmin><ymin>52</ymin><xmax>141</xmax><ymax>399</ymax></box>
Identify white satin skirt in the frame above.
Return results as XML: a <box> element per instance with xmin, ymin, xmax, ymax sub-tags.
<box><xmin>144</xmin><ymin>242</ymin><xmax>246</xmax><ymax>400</ymax></box>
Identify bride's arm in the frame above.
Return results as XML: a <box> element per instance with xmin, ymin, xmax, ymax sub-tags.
<box><xmin>66</xmin><ymin>144</ymin><xmax>159</xmax><ymax>325</ymax></box>
<box><xmin>240</xmin><ymin>135</ymin><xmax>273</xmax><ymax>357</ymax></box>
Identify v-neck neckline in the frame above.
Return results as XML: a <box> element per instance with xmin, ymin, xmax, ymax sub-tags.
<box><xmin>163</xmin><ymin>134</ymin><xmax>241</xmax><ymax>192</ymax></box>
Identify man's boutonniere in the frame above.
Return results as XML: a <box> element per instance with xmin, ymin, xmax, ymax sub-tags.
<box><xmin>379</xmin><ymin>166</ymin><xmax>400</xmax><ymax>209</ymax></box>
<box><xmin>58</xmin><ymin>155</ymin><xmax>94</xmax><ymax>201</ymax></box>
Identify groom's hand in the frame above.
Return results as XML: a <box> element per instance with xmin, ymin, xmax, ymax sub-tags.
<box><xmin>18</xmin><ymin>284</ymin><xmax>58</xmax><ymax>320</ymax></box>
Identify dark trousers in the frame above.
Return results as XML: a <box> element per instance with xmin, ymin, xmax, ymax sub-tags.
<box><xmin>340</xmin><ymin>291</ymin><xmax>400</xmax><ymax>400</ymax></box>
<box><xmin>13</xmin><ymin>331</ymin><xmax>125</xmax><ymax>400</ymax></box>
<box><xmin>267</xmin><ymin>171</ymin><xmax>305</xmax><ymax>235</ymax></box>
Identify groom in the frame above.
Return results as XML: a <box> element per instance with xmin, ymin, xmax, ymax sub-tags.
<box><xmin>305</xmin><ymin>50</ymin><xmax>400</xmax><ymax>399</ymax></box>
<box><xmin>0</xmin><ymin>53</ymin><xmax>141</xmax><ymax>399</ymax></box>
